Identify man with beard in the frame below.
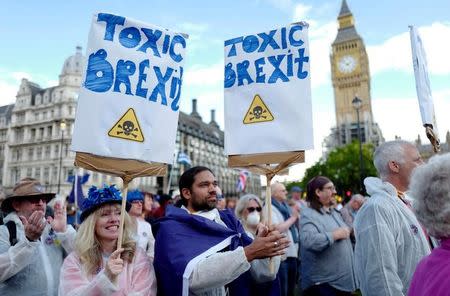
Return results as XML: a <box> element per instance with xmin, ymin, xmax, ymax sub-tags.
<box><xmin>153</xmin><ymin>166</ymin><xmax>290</xmax><ymax>296</ymax></box>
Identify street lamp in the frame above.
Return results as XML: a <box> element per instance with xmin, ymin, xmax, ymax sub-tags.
<box><xmin>57</xmin><ymin>119</ymin><xmax>66</xmax><ymax>194</ymax></box>
<box><xmin>352</xmin><ymin>96</ymin><xmax>364</xmax><ymax>193</ymax></box>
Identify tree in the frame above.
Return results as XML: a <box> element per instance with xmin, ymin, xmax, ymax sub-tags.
<box><xmin>298</xmin><ymin>141</ymin><xmax>376</xmax><ymax>198</ymax></box>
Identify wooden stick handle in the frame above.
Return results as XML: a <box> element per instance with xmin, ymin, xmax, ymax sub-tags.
<box><xmin>265</xmin><ymin>172</ymin><xmax>274</xmax><ymax>274</ymax></box>
<box><xmin>117</xmin><ymin>178</ymin><xmax>130</xmax><ymax>250</ymax></box>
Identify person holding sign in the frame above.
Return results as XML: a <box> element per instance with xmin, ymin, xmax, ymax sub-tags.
<box><xmin>59</xmin><ymin>185</ymin><xmax>157</xmax><ymax>296</ymax></box>
<box><xmin>153</xmin><ymin>166</ymin><xmax>289</xmax><ymax>296</ymax></box>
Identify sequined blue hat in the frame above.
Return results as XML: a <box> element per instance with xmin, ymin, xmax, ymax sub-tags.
<box><xmin>127</xmin><ymin>189</ymin><xmax>144</xmax><ymax>202</ymax></box>
<box><xmin>80</xmin><ymin>185</ymin><xmax>129</xmax><ymax>222</ymax></box>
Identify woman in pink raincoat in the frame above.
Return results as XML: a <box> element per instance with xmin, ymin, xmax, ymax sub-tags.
<box><xmin>58</xmin><ymin>185</ymin><xmax>157</xmax><ymax>296</ymax></box>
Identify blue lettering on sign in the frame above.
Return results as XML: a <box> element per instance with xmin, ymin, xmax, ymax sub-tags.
<box><xmin>136</xmin><ymin>60</ymin><xmax>150</xmax><ymax>98</ymax></box>
<box><xmin>119</xmin><ymin>27</ymin><xmax>141</xmax><ymax>48</ymax></box>
<box><xmin>96</xmin><ymin>13</ymin><xmax>186</xmax><ymax>63</ymax></box>
<box><xmin>258</xmin><ymin>30</ymin><xmax>279</xmax><ymax>52</ymax></box>
<box><xmin>169</xmin><ymin>67</ymin><xmax>183</xmax><ymax>111</ymax></box>
<box><xmin>84</xmin><ymin>50</ymin><xmax>184</xmax><ymax>111</ymax></box>
<box><xmin>84</xmin><ymin>49</ymin><xmax>114</xmax><ymax>92</ymax></box>
<box><xmin>97</xmin><ymin>13</ymin><xmax>125</xmax><ymax>41</ymax></box>
<box><xmin>84</xmin><ymin>13</ymin><xmax>187</xmax><ymax>111</ymax></box>
<box><xmin>149</xmin><ymin>66</ymin><xmax>174</xmax><ymax>106</ymax></box>
<box><xmin>223</xmin><ymin>25</ymin><xmax>310</xmax><ymax>88</ymax></box>
<box><xmin>113</xmin><ymin>60</ymin><xmax>136</xmax><ymax>95</ymax></box>
<box><xmin>237</xmin><ymin>61</ymin><xmax>253</xmax><ymax>86</ymax></box>
<box><xmin>139</xmin><ymin>28</ymin><xmax>162</xmax><ymax>57</ymax></box>
<box><xmin>224</xmin><ymin>63</ymin><xmax>236</xmax><ymax>88</ymax></box>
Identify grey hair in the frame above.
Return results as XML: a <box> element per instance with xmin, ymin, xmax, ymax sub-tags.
<box><xmin>410</xmin><ymin>153</ymin><xmax>450</xmax><ymax>238</ymax></box>
<box><xmin>351</xmin><ymin>194</ymin><xmax>365</xmax><ymax>202</ymax></box>
<box><xmin>235</xmin><ymin>193</ymin><xmax>263</xmax><ymax>221</ymax></box>
<box><xmin>373</xmin><ymin>140</ymin><xmax>413</xmax><ymax>179</ymax></box>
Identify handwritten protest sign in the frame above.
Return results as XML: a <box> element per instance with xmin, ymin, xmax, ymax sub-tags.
<box><xmin>72</xmin><ymin>13</ymin><xmax>187</xmax><ymax>164</ymax></box>
<box><xmin>224</xmin><ymin>22</ymin><xmax>313</xmax><ymax>157</ymax></box>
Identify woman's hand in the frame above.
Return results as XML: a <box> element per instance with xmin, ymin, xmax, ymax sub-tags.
<box><xmin>332</xmin><ymin>227</ymin><xmax>351</xmax><ymax>241</ymax></box>
<box><xmin>105</xmin><ymin>248</ymin><xmax>124</xmax><ymax>282</ymax></box>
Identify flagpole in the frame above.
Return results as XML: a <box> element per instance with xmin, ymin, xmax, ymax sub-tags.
<box><xmin>409</xmin><ymin>25</ymin><xmax>440</xmax><ymax>153</ymax></box>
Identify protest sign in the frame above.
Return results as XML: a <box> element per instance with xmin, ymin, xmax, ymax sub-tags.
<box><xmin>72</xmin><ymin>13</ymin><xmax>187</xmax><ymax>164</ymax></box>
<box><xmin>224</xmin><ymin>22</ymin><xmax>313</xmax><ymax>162</ymax></box>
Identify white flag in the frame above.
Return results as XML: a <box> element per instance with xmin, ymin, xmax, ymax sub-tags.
<box><xmin>409</xmin><ymin>26</ymin><xmax>439</xmax><ymax>137</ymax></box>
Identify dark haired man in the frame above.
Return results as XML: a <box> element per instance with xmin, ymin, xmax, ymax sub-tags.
<box><xmin>153</xmin><ymin>166</ymin><xmax>289</xmax><ymax>296</ymax></box>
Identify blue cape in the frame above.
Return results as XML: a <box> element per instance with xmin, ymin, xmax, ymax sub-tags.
<box><xmin>153</xmin><ymin>206</ymin><xmax>279</xmax><ymax>296</ymax></box>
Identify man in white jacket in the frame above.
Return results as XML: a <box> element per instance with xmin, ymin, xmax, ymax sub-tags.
<box><xmin>354</xmin><ymin>140</ymin><xmax>430</xmax><ymax>296</ymax></box>
<box><xmin>0</xmin><ymin>178</ymin><xmax>76</xmax><ymax>296</ymax></box>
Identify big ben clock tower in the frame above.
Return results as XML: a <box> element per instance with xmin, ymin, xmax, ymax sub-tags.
<box><xmin>329</xmin><ymin>0</ymin><xmax>383</xmax><ymax>147</ymax></box>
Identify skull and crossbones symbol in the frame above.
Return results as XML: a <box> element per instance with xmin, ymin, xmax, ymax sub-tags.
<box><xmin>249</xmin><ymin>106</ymin><xmax>267</xmax><ymax>120</ymax></box>
<box><xmin>117</xmin><ymin>121</ymin><xmax>139</xmax><ymax>138</ymax></box>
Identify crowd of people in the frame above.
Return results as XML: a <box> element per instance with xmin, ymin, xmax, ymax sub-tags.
<box><xmin>0</xmin><ymin>139</ymin><xmax>448</xmax><ymax>296</ymax></box>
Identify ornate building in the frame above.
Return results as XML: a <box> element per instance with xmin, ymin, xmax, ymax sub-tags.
<box><xmin>1</xmin><ymin>47</ymin><xmax>260</xmax><ymax>198</ymax></box>
<box><xmin>325</xmin><ymin>0</ymin><xmax>383</xmax><ymax>150</ymax></box>
<box><xmin>0</xmin><ymin>104</ymin><xmax>14</xmax><ymax>185</ymax></box>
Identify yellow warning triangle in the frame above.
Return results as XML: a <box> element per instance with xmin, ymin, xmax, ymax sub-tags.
<box><xmin>108</xmin><ymin>108</ymin><xmax>144</xmax><ymax>142</ymax></box>
<box><xmin>243</xmin><ymin>94</ymin><xmax>274</xmax><ymax>124</ymax></box>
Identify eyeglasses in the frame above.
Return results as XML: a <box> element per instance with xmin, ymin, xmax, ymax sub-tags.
<box><xmin>131</xmin><ymin>200</ymin><xmax>143</xmax><ymax>204</ymax></box>
<box><xmin>247</xmin><ymin>206</ymin><xmax>262</xmax><ymax>213</ymax></box>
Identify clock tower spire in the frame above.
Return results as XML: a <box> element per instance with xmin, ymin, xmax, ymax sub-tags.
<box><xmin>327</xmin><ymin>0</ymin><xmax>383</xmax><ymax>148</ymax></box>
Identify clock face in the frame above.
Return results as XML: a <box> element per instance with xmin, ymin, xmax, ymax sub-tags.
<box><xmin>338</xmin><ymin>55</ymin><xmax>357</xmax><ymax>74</ymax></box>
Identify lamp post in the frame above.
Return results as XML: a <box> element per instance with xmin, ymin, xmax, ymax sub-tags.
<box><xmin>57</xmin><ymin>119</ymin><xmax>66</xmax><ymax>194</ymax></box>
<box><xmin>352</xmin><ymin>96</ymin><xmax>364</xmax><ymax>193</ymax></box>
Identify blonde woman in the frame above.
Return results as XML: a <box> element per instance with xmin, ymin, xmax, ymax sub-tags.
<box><xmin>58</xmin><ymin>185</ymin><xmax>157</xmax><ymax>296</ymax></box>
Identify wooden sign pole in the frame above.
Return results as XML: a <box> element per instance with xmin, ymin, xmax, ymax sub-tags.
<box><xmin>265</xmin><ymin>169</ymin><xmax>275</xmax><ymax>274</ymax></box>
<box><xmin>117</xmin><ymin>176</ymin><xmax>132</xmax><ymax>250</ymax></box>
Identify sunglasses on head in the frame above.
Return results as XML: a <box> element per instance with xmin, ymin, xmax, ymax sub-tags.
<box><xmin>247</xmin><ymin>206</ymin><xmax>262</xmax><ymax>213</ymax></box>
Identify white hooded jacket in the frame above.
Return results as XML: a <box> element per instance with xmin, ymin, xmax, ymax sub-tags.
<box><xmin>0</xmin><ymin>212</ymin><xmax>75</xmax><ymax>296</ymax></box>
<box><xmin>353</xmin><ymin>177</ymin><xmax>430</xmax><ymax>296</ymax></box>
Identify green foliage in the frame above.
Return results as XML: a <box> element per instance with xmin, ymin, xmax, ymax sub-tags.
<box><xmin>297</xmin><ymin>141</ymin><xmax>377</xmax><ymax>197</ymax></box>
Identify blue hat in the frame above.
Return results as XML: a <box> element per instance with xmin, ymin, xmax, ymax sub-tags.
<box><xmin>127</xmin><ymin>189</ymin><xmax>144</xmax><ymax>202</ymax></box>
<box><xmin>80</xmin><ymin>185</ymin><xmax>129</xmax><ymax>222</ymax></box>
<box><xmin>291</xmin><ymin>186</ymin><xmax>302</xmax><ymax>193</ymax></box>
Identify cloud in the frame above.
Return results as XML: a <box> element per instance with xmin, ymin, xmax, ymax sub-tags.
<box><xmin>308</xmin><ymin>21</ymin><xmax>337</xmax><ymax>88</ymax></box>
<box><xmin>0</xmin><ymin>80</ymin><xmax>18</xmax><ymax>106</ymax></box>
<box><xmin>368</xmin><ymin>22</ymin><xmax>450</xmax><ymax>76</ymax></box>
<box><xmin>184</xmin><ymin>62</ymin><xmax>223</xmax><ymax>87</ymax></box>
<box><xmin>178</xmin><ymin>22</ymin><xmax>208</xmax><ymax>33</ymax></box>
<box><xmin>372</xmin><ymin>88</ymin><xmax>450</xmax><ymax>142</ymax></box>
<box><xmin>265</xmin><ymin>0</ymin><xmax>294</xmax><ymax>12</ymax></box>
<box><xmin>11</xmin><ymin>71</ymin><xmax>32</xmax><ymax>81</ymax></box>
<box><xmin>293</xmin><ymin>3</ymin><xmax>312</xmax><ymax>21</ymax></box>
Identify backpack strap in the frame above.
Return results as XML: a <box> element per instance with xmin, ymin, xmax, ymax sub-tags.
<box><xmin>5</xmin><ymin>220</ymin><xmax>18</xmax><ymax>246</ymax></box>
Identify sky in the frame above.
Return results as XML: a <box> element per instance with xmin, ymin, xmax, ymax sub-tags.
<box><xmin>1</xmin><ymin>0</ymin><xmax>449</xmax><ymax>182</ymax></box>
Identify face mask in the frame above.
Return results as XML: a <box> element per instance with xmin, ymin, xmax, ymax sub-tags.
<box><xmin>246</xmin><ymin>211</ymin><xmax>260</xmax><ymax>226</ymax></box>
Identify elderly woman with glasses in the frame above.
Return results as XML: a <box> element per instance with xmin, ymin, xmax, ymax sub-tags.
<box><xmin>235</xmin><ymin>194</ymin><xmax>282</xmax><ymax>296</ymax></box>
<box><xmin>58</xmin><ymin>185</ymin><xmax>157</xmax><ymax>296</ymax></box>
<box><xmin>408</xmin><ymin>153</ymin><xmax>450</xmax><ymax>296</ymax></box>
<box><xmin>300</xmin><ymin>176</ymin><xmax>356</xmax><ymax>296</ymax></box>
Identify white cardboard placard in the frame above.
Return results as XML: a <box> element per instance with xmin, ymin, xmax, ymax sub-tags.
<box><xmin>72</xmin><ymin>13</ymin><xmax>187</xmax><ymax>164</ymax></box>
<box><xmin>224</xmin><ymin>23</ymin><xmax>313</xmax><ymax>155</ymax></box>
